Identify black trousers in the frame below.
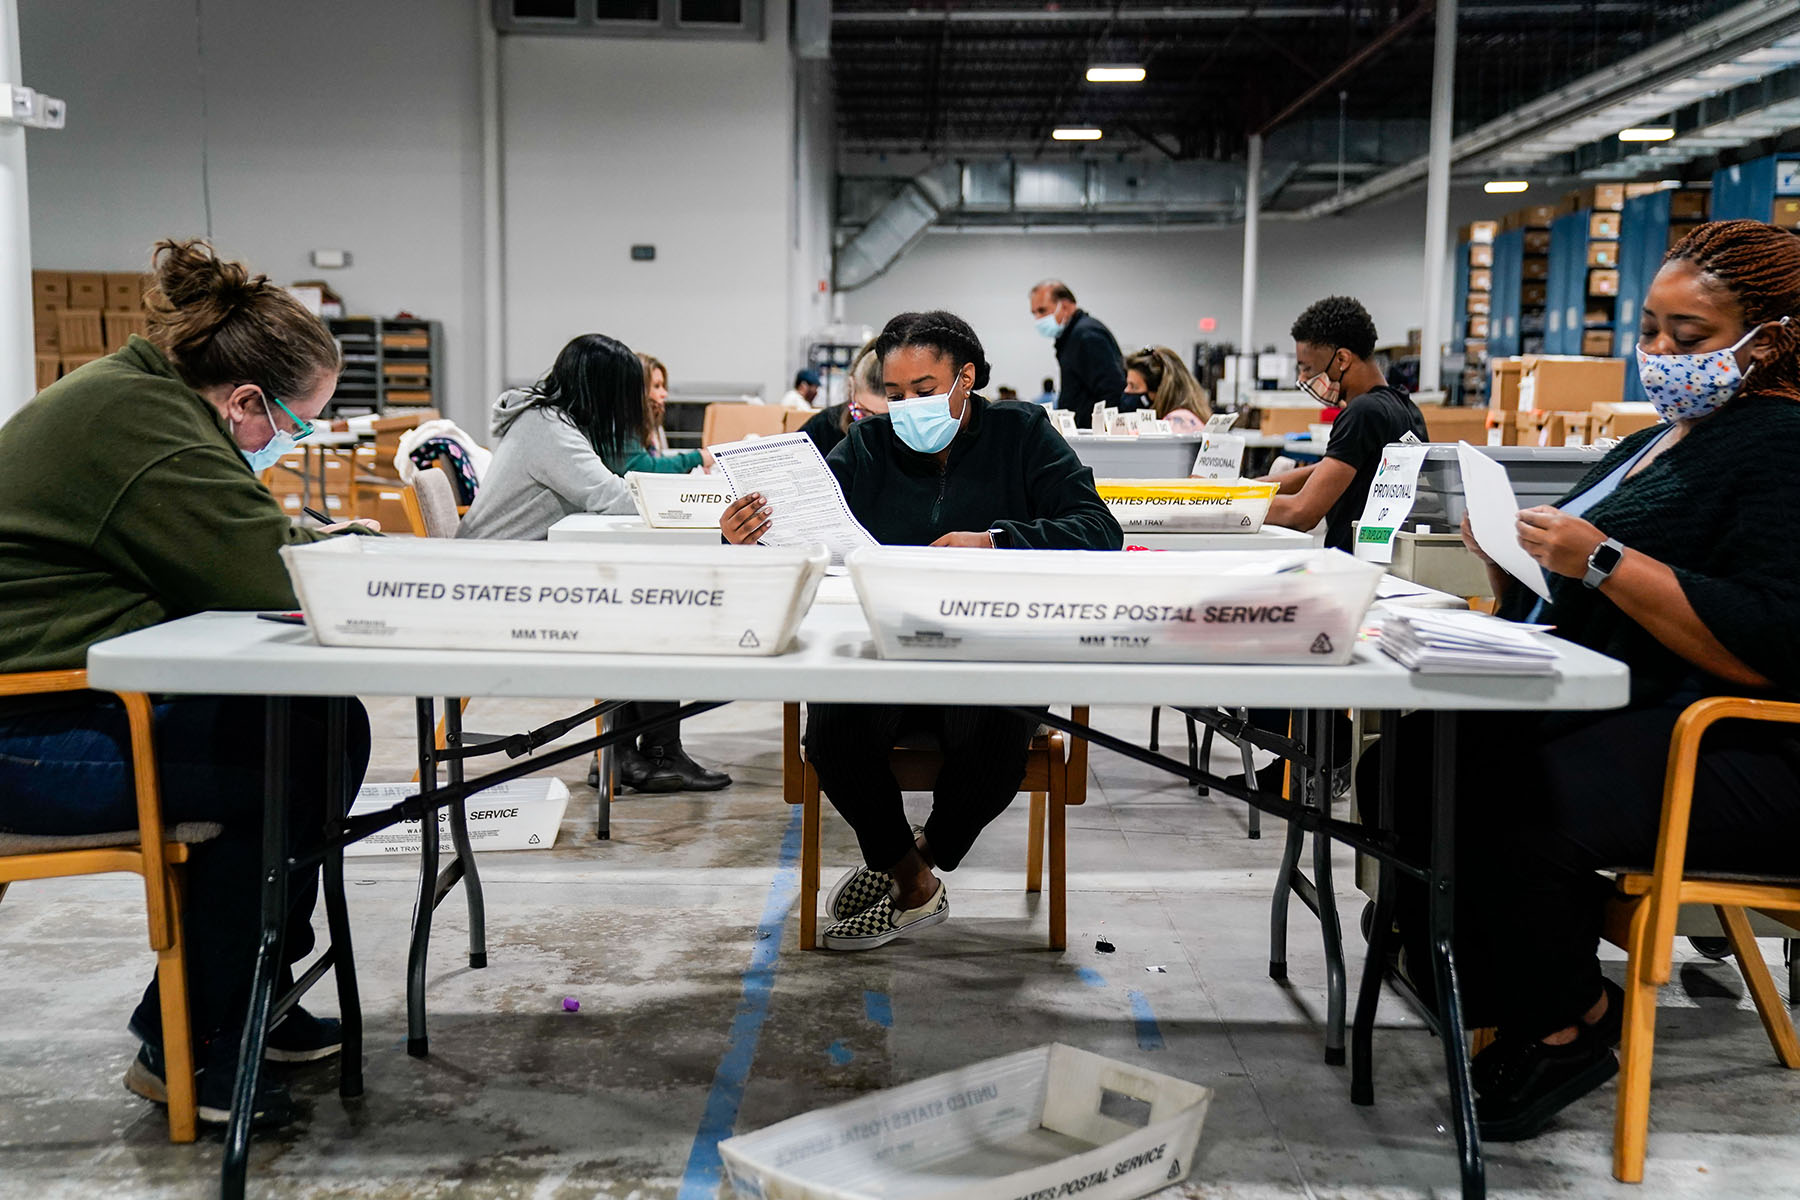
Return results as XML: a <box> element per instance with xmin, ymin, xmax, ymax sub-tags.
<box><xmin>621</xmin><ymin>700</ymin><xmax>682</xmax><ymax>752</ymax></box>
<box><xmin>803</xmin><ymin>703</ymin><xmax>1037</xmax><ymax>871</ymax></box>
<box><xmin>0</xmin><ymin>696</ymin><xmax>371</xmax><ymax>1045</ymax></box>
<box><xmin>1378</xmin><ymin>694</ymin><xmax>1800</xmax><ymax>1040</ymax></box>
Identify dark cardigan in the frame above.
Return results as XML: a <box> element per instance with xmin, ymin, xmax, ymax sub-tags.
<box><xmin>1500</xmin><ymin>392</ymin><xmax>1800</xmax><ymax>706</ymax></box>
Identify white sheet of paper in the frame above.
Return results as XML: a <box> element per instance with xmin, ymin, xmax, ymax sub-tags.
<box><xmin>710</xmin><ymin>432</ymin><xmax>878</xmax><ymax>565</ymax></box>
<box><xmin>1190</xmin><ymin>432</ymin><xmax>1246</xmax><ymax>479</ymax></box>
<box><xmin>1353</xmin><ymin>443</ymin><xmax>1429</xmax><ymax>564</ymax></box>
<box><xmin>1454</xmin><ymin>441</ymin><xmax>1551</xmax><ymax>601</ymax></box>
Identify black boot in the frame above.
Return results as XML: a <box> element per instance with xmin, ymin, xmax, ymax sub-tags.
<box><xmin>616</xmin><ymin>744</ymin><xmax>684</xmax><ymax>793</ymax></box>
<box><xmin>641</xmin><ymin>741</ymin><xmax>732</xmax><ymax>791</ymax></box>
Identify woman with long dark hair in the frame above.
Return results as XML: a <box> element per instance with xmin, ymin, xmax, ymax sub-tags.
<box><xmin>460</xmin><ymin>334</ymin><xmax>731</xmax><ymax>793</ymax></box>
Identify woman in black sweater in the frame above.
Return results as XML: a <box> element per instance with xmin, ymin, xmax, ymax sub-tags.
<box><xmin>1388</xmin><ymin>221</ymin><xmax>1800</xmax><ymax>1144</ymax></box>
<box><xmin>722</xmin><ymin>311</ymin><xmax>1121</xmax><ymax>952</ymax></box>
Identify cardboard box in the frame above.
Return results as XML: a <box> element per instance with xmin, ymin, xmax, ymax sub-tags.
<box><xmin>1423</xmin><ymin>405</ymin><xmax>1491</xmax><ymax>444</ymax></box>
<box><xmin>33</xmin><ymin>306</ymin><xmax>57</xmax><ymax>351</ymax></box>
<box><xmin>1625</xmin><ymin>182</ymin><xmax>1664</xmax><ymax>198</ymax></box>
<box><xmin>1581</xmin><ymin>329</ymin><xmax>1615</xmax><ymax>357</ymax></box>
<box><xmin>1533</xmin><ymin>411</ymin><xmax>1595</xmax><ymax>447</ymax></box>
<box><xmin>1589</xmin><ymin>269</ymin><xmax>1620</xmax><ymax>297</ymax></box>
<box><xmin>1464</xmin><ymin>338</ymin><xmax>1488</xmax><ymax>357</ymax></box>
<box><xmin>1485</xmin><ymin>408</ymin><xmax>1519</xmax><ymax>446</ymax></box>
<box><xmin>1584</xmin><ymin>306</ymin><xmax>1613</xmax><ymax>327</ymax></box>
<box><xmin>66</xmin><ymin>272</ymin><xmax>106</xmax><ymax>308</ymax></box>
<box><xmin>1467</xmin><ymin>315</ymin><xmax>1490</xmax><ymax>339</ymax></box>
<box><xmin>1466</xmin><ymin>294</ymin><xmax>1491</xmax><ymax>316</ymax></box>
<box><xmin>1587</xmin><ymin>241</ymin><xmax>1619</xmax><ymax>267</ymax></box>
<box><xmin>1773</xmin><ymin>198</ymin><xmax>1800</xmax><ymax>230</ymax></box>
<box><xmin>701</xmin><ymin>402</ymin><xmax>789</xmax><ymax>446</ymax></box>
<box><xmin>1468</xmin><ymin>242</ymin><xmax>1495</xmax><ymax>268</ymax></box>
<box><xmin>1254</xmin><ymin>404</ymin><xmax>1323</xmax><ymax>437</ymax></box>
<box><xmin>1523</xmin><ymin>229</ymin><xmax>1552</xmax><ymax>255</ymax></box>
<box><xmin>55</xmin><ymin>309</ymin><xmax>105</xmax><ymax>354</ymax></box>
<box><xmin>1521</xmin><ymin>281</ymin><xmax>1548</xmax><ymax>306</ymax></box>
<box><xmin>1589</xmin><ymin>402</ymin><xmax>1662</xmax><ymax>440</ymax></box>
<box><xmin>1521</xmin><ymin>256</ymin><xmax>1549</xmax><ymax>281</ymax></box>
<box><xmin>1517</xmin><ymin>355</ymin><xmax>1625</xmax><ymax>412</ymax></box>
<box><xmin>1489</xmin><ymin>357</ymin><xmax>1525</xmax><ymax>411</ymax></box>
<box><xmin>103</xmin><ymin>310</ymin><xmax>149</xmax><ymax>350</ymax></box>
<box><xmin>1507</xmin><ymin>203</ymin><xmax>1560</xmax><ymax>230</ymax></box>
<box><xmin>1468</xmin><ymin>267</ymin><xmax>1492</xmax><ymax>292</ymax></box>
<box><xmin>31</xmin><ymin>271</ymin><xmax>68</xmax><ymax>306</ymax></box>
<box><xmin>1668</xmin><ymin>222</ymin><xmax>1700</xmax><ymax>250</ymax></box>
<box><xmin>1668</xmin><ymin>190</ymin><xmax>1707</xmax><ymax>220</ymax></box>
<box><xmin>105</xmin><ymin>273</ymin><xmax>147</xmax><ymax>310</ymax></box>
<box><xmin>1458</xmin><ymin>220</ymin><xmax>1498</xmax><ymax>245</ymax></box>
<box><xmin>1589</xmin><ymin>212</ymin><xmax>1622</xmax><ymax>240</ymax></box>
<box><xmin>1564</xmin><ymin>183</ymin><xmax>1625</xmax><ymax>212</ymax></box>
<box><xmin>34</xmin><ymin>354</ymin><xmax>60</xmax><ymax>392</ymax></box>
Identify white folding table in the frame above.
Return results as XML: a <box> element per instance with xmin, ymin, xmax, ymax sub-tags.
<box><xmin>88</xmin><ymin>605</ymin><xmax>1627</xmax><ymax>1200</ymax></box>
<box><xmin>547</xmin><ymin>514</ymin><xmax>722</xmax><ymax>545</ymax></box>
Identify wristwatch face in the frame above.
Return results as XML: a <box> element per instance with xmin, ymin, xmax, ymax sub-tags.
<box><xmin>1592</xmin><ymin>541</ymin><xmax>1623</xmax><ymax>573</ymax></box>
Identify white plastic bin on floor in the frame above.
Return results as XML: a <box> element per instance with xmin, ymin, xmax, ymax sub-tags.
<box><xmin>1095</xmin><ymin>479</ymin><xmax>1278</xmax><ymax>533</ymax></box>
<box><xmin>848</xmin><ymin>546</ymin><xmax>1382</xmax><ymax>664</ymax></box>
<box><xmin>281</xmin><ymin>538</ymin><xmax>826</xmax><ymax>655</ymax></box>
<box><xmin>627</xmin><ymin>471</ymin><xmax>735</xmax><ymax>529</ymax></box>
<box><xmin>718</xmin><ymin>1044</ymin><xmax>1210</xmax><ymax>1200</ymax></box>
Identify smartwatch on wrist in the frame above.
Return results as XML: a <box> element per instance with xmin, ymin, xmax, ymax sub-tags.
<box><xmin>987</xmin><ymin>526</ymin><xmax>1011</xmax><ymax>549</ymax></box>
<box><xmin>1583</xmin><ymin>537</ymin><xmax>1624</xmax><ymax>589</ymax></box>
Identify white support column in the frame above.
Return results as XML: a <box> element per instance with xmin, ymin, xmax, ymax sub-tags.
<box><xmin>0</xmin><ymin>0</ymin><xmax>33</xmax><ymax>419</ymax></box>
<box><xmin>1239</xmin><ymin>132</ymin><xmax>1262</xmax><ymax>409</ymax></box>
<box><xmin>1419</xmin><ymin>0</ymin><xmax>1457</xmax><ymax>402</ymax></box>
<box><xmin>478</xmin><ymin>0</ymin><xmax>505</xmax><ymax>414</ymax></box>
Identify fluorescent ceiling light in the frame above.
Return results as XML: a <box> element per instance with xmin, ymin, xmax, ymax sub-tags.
<box><xmin>1052</xmin><ymin>128</ymin><xmax>1103</xmax><ymax>141</ymax></box>
<box><xmin>1484</xmin><ymin>180</ymin><xmax>1530</xmax><ymax>193</ymax></box>
<box><xmin>1085</xmin><ymin>65</ymin><xmax>1146</xmax><ymax>83</ymax></box>
<box><xmin>1619</xmin><ymin>127</ymin><xmax>1676</xmax><ymax>141</ymax></box>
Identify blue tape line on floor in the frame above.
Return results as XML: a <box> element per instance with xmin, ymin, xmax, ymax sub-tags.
<box><xmin>827</xmin><ymin>1039</ymin><xmax>854</xmax><ymax>1065</ymax></box>
<box><xmin>676</xmin><ymin>805</ymin><xmax>802</xmax><ymax>1200</ymax></box>
<box><xmin>1077</xmin><ymin>967</ymin><xmax>1107</xmax><ymax>988</ymax></box>
<box><xmin>863</xmin><ymin>989</ymin><xmax>893</xmax><ymax>1028</ymax></box>
<box><xmin>1127</xmin><ymin>990</ymin><xmax>1165</xmax><ymax>1051</ymax></box>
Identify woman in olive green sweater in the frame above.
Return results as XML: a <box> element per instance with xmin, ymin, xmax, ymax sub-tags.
<box><xmin>0</xmin><ymin>239</ymin><xmax>368</xmax><ymax>1130</ymax></box>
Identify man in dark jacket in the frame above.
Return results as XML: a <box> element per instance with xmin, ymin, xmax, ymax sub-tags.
<box><xmin>1030</xmin><ymin>279</ymin><xmax>1126</xmax><ymax>429</ymax></box>
<box><xmin>721</xmin><ymin>310</ymin><xmax>1120</xmax><ymax>953</ymax></box>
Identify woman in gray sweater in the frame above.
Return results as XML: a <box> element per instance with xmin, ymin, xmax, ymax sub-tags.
<box><xmin>459</xmin><ymin>333</ymin><xmax>730</xmax><ymax>793</ymax></box>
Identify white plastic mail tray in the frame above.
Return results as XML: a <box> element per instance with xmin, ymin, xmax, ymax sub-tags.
<box><xmin>718</xmin><ymin>1044</ymin><xmax>1210</xmax><ymax>1200</ymax></box>
<box><xmin>849</xmin><ymin>546</ymin><xmax>1382</xmax><ymax>665</ymax></box>
<box><xmin>627</xmin><ymin>470</ymin><xmax>735</xmax><ymax>529</ymax></box>
<box><xmin>344</xmin><ymin>779</ymin><xmax>568</xmax><ymax>857</ymax></box>
<box><xmin>1095</xmin><ymin>479</ymin><xmax>1278</xmax><ymax>533</ymax></box>
<box><xmin>281</xmin><ymin>538</ymin><xmax>826</xmax><ymax>655</ymax></box>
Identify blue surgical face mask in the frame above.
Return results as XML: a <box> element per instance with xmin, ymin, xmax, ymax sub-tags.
<box><xmin>1034</xmin><ymin>312</ymin><xmax>1063</xmax><ymax>339</ymax></box>
<box><xmin>238</xmin><ymin>396</ymin><xmax>298</xmax><ymax>473</ymax></box>
<box><xmin>888</xmin><ymin>377</ymin><xmax>965</xmax><ymax>454</ymax></box>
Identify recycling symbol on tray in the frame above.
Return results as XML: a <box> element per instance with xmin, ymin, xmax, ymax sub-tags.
<box><xmin>739</xmin><ymin>629</ymin><xmax>760</xmax><ymax>648</ymax></box>
<box><xmin>1310</xmin><ymin>633</ymin><xmax>1334</xmax><ymax>655</ymax></box>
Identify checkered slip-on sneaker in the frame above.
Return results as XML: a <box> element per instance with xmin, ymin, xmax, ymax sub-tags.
<box><xmin>822</xmin><ymin>882</ymin><xmax>949</xmax><ymax>952</ymax></box>
<box><xmin>825</xmin><ymin>866</ymin><xmax>895</xmax><ymax>922</ymax></box>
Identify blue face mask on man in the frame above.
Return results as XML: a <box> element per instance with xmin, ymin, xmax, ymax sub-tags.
<box><xmin>1033</xmin><ymin>312</ymin><xmax>1064</xmax><ymax>339</ymax></box>
<box><xmin>888</xmin><ymin>373</ymin><xmax>967</xmax><ymax>454</ymax></box>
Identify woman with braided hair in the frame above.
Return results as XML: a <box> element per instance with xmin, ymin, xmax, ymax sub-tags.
<box><xmin>721</xmin><ymin>310</ymin><xmax>1121</xmax><ymax>951</ymax></box>
<box><xmin>1372</xmin><ymin>219</ymin><xmax>1800</xmax><ymax>1145</ymax></box>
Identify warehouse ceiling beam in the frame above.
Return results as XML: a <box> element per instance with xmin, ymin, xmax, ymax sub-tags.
<box><xmin>831</xmin><ymin>3</ymin><xmax>1645</xmax><ymax>25</ymax></box>
<box><xmin>1293</xmin><ymin>0</ymin><xmax>1800</xmax><ymax>217</ymax></box>
<box><xmin>1254</xmin><ymin>0</ymin><xmax>1434</xmax><ymax>137</ymax></box>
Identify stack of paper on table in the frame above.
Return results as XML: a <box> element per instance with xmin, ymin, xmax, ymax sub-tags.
<box><xmin>1377</xmin><ymin>609</ymin><xmax>1561</xmax><ymax>675</ymax></box>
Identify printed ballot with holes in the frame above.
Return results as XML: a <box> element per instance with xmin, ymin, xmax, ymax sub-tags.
<box><xmin>849</xmin><ymin>546</ymin><xmax>1382</xmax><ymax>665</ymax></box>
<box><xmin>1094</xmin><ymin>479</ymin><xmax>1278</xmax><ymax>533</ymax></box>
<box><xmin>718</xmin><ymin>1044</ymin><xmax>1210</xmax><ymax>1200</ymax></box>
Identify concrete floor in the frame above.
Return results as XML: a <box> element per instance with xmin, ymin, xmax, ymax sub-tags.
<box><xmin>2</xmin><ymin>698</ymin><xmax>1797</xmax><ymax>1199</ymax></box>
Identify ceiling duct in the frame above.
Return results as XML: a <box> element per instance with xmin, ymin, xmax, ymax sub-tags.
<box><xmin>832</xmin><ymin>165</ymin><xmax>959</xmax><ymax>291</ymax></box>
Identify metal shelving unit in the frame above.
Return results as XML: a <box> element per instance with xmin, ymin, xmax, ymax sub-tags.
<box><xmin>325</xmin><ymin>317</ymin><xmax>443</xmax><ymax>414</ymax></box>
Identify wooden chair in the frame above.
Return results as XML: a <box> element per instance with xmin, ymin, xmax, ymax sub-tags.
<box><xmin>0</xmin><ymin>670</ymin><xmax>211</xmax><ymax>1142</ymax></box>
<box><xmin>782</xmin><ymin>704</ymin><xmax>1089</xmax><ymax>951</ymax></box>
<box><xmin>400</xmin><ymin>467</ymin><xmax>463</xmax><ymax>539</ymax></box>
<box><xmin>1604</xmin><ymin>696</ymin><xmax>1800</xmax><ymax>1183</ymax></box>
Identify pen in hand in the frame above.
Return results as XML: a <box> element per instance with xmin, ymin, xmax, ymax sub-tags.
<box><xmin>303</xmin><ymin>506</ymin><xmax>332</xmax><ymax>524</ymax></box>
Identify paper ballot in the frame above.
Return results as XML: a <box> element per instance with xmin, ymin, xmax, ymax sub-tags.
<box><xmin>710</xmin><ymin>432</ymin><xmax>878</xmax><ymax>564</ymax></box>
<box><xmin>1454</xmin><ymin>441</ymin><xmax>1551</xmax><ymax>601</ymax></box>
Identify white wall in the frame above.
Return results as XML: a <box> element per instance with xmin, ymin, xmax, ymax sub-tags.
<box><xmin>842</xmin><ymin>186</ymin><xmax>1492</xmax><ymax>396</ymax></box>
<box><xmin>499</xmin><ymin>7</ymin><xmax>803</xmax><ymax>403</ymax></box>
<box><xmin>20</xmin><ymin>0</ymin><xmax>487</xmax><ymax>427</ymax></box>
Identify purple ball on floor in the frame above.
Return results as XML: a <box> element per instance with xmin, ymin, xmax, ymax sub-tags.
<box><xmin>562</xmin><ymin>997</ymin><xmax>580</xmax><ymax>1012</ymax></box>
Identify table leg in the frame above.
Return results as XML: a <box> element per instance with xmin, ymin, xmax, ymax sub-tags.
<box><xmin>221</xmin><ymin>698</ymin><xmax>292</xmax><ymax>1200</ymax></box>
<box><xmin>596</xmin><ymin>708</ymin><xmax>614</xmax><ymax>841</ymax></box>
<box><xmin>1429</xmin><ymin>711</ymin><xmax>1484</xmax><ymax>1199</ymax></box>
<box><xmin>407</xmin><ymin>698</ymin><xmax>439</xmax><ymax>1059</ymax></box>
<box><xmin>315</xmin><ymin>445</ymin><xmax>329</xmax><ymax>515</ymax></box>
<box><xmin>1236</xmin><ymin>708</ymin><xmax>1260</xmax><ymax>840</ymax></box>
<box><xmin>444</xmin><ymin>698</ymin><xmax>487</xmax><ymax>970</ymax></box>
<box><xmin>1352</xmin><ymin>710</ymin><xmax>1401</xmax><ymax>1106</ymax></box>
<box><xmin>321</xmin><ymin>697</ymin><xmax>364</xmax><ymax>1100</ymax></box>
<box><xmin>1306</xmin><ymin>709</ymin><xmax>1348</xmax><ymax>1065</ymax></box>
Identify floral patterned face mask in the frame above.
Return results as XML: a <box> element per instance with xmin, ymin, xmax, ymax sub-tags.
<box><xmin>1635</xmin><ymin>316</ymin><xmax>1789</xmax><ymax>422</ymax></box>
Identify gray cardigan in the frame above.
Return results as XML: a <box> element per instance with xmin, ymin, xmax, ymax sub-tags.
<box><xmin>457</xmin><ymin>390</ymin><xmax>634</xmax><ymax>541</ymax></box>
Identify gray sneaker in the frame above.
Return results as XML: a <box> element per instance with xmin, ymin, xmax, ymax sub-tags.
<box><xmin>822</xmin><ymin>883</ymin><xmax>949</xmax><ymax>952</ymax></box>
<box><xmin>825</xmin><ymin>866</ymin><xmax>894</xmax><ymax>921</ymax></box>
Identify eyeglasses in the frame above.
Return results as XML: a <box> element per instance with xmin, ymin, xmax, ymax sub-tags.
<box><xmin>265</xmin><ymin>392</ymin><xmax>315</xmax><ymax>442</ymax></box>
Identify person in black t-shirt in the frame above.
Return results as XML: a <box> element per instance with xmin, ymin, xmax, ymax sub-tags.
<box><xmin>1262</xmin><ymin>296</ymin><xmax>1427</xmax><ymax>551</ymax></box>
